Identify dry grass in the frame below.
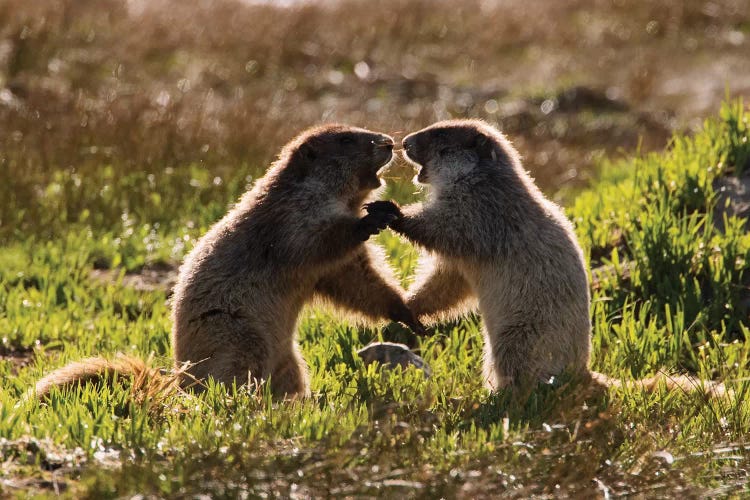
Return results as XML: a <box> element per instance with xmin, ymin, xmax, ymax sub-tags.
<box><xmin>1</xmin><ymin>0</ymin><xmax>748</xmax><ymax>240</ymax></box>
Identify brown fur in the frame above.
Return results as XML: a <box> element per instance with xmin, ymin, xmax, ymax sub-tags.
<box><xmin>33</xmin><ymin>124</ymin><xmax>421</xmax><ymax>400</ymax></box>
<box><xmin>384</xmin><ymin>119</ymin><xmax>725</xmax><ymax>397</ymax></box>
<box><xmin>34</xmin><ymin>355</ymin><xmax>153</xmax><ymax>397</ymax></box>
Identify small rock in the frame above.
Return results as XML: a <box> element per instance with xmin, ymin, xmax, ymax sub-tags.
<box><xmin>357</xmin><ymin>342</ymin><xmax>431</xmax><ymax>377</ymax></box>
<box><xmin>713</xmin><ymin>174</ymin><xmax>750</xmax><ymax>232</ymax></box>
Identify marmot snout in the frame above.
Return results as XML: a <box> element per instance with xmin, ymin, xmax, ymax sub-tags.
<box><xmin>402</xmin><ymin>122</ymin><xmax>497</xmax><ymax>187</ymax></box>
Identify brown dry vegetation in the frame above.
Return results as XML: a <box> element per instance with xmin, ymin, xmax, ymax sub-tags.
<box><xmin>1</xmin><ymin>0</ymin><xmax>749</xmax><ymax>240</ymax></box>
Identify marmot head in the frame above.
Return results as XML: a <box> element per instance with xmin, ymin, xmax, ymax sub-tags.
<box><xmin>402</xmin><ymin>120</ymin><xmax>505</xmax><ymax>186</ymax></box>
<box><xmin>279</xmin><ymin>124</ymin><xmax>394</xmax><ymax>200</ymax></box>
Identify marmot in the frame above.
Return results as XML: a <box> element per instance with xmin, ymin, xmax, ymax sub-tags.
<box><xmin>379</xmin><ymin>120</ymin><xmax>724</xmax><ymax>396</ymax></box>
<box><xmin>33</xmin><ymin>124</ymin><xmax>421</xmax><ymax>400</ymax></box>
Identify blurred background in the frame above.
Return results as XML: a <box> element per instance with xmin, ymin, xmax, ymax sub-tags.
<box><xmin>1</xmin><ymin>0</ymin><xmax>748</xmax><ymax>241</ymax></box>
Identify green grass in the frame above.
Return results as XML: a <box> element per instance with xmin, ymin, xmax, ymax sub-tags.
<box><xmin>1</xmin><ymin>101</ymin><xmax>750</xmax><ymax>497</ymax></box>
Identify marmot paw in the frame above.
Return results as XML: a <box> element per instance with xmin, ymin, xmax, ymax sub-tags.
<box><xmin>357</xmin><ymin>202</ymin><xmax>401</xmax><ymax>239</ymax></box>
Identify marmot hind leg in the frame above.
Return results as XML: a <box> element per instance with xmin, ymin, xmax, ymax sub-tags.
<box><xmin>482</xmin><ymin>324</ymin><xmax>546</xmax><ymax>391</ymax></box>
<box><xmin>270</xmin><ymin>345</ymin><xmax>310</xmax><ymax>399</ymax></box>
<box><xmin>483</xmin><ymin>323</ymin><xmax>588</xmax><ymax>391</ymax></box>
<box><xmin>178</xmin><ymin>314</ymin><xmax>272</xmax><ymax>392</ymax></box>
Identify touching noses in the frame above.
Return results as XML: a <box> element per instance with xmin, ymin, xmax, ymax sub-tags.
<box><xmin>401</xmin><ymin>136</ymin><xmax>416</xmax><ymax>153</ymax></box>
<box><xmin>401</xmin><ymin>135</ymin><xmax>417</xmax><ymax>158</ymax></box>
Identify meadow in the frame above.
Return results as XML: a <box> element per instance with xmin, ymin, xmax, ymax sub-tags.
<box><xmin>2</xmin><ymin>0</ymin><xmax>750</xmax><ymax>496</ymax></box>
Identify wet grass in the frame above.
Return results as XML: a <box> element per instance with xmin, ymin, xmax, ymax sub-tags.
<box><xmin>1</xmin><ymin>101</ymin><xmax>749</xmax><ymax>497</ymax></box>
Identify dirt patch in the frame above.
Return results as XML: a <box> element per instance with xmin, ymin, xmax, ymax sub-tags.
<box><xmin>0</xmin><ymin>437</ymin><xmax>90</xmax><ymax>497</ymax></box>
<box><xmin>89</xmin><ymin>263</ymin><xmax>179</xmax><ymax>295</ymax></box>
<box><xmin>0</xmin><ymin>347</ymin><xmax>35</xmax><ymax>375</ymax></box>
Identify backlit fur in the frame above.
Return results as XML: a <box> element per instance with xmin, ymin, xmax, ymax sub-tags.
<box><xmin>34</xmin><ymin>125</ymin><xmax>418</xmax><ymax>400</ymax></box>
<box><xmin>392</xmin><ymin>119</ymin><xmax>726</xmax><ymax>397</ymax></box>
<box><xmin>394</xmin><ymin>120</ymin><xmax>593</xmax><ymax>389</ymax></box>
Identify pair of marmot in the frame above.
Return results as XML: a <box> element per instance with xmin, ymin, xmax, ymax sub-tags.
<box><xmin>33</xmin><ymin>121</ymin><xmax>721</xmax><ymax>400</ymax></box>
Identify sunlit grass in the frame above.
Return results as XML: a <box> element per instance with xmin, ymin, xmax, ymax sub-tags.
<box><xmin>0</xmin><ymin>101</ymin><xmax>748</xmax><ymax>496</ymax></box>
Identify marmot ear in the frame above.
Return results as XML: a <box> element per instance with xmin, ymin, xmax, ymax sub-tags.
<box><xmin>288</xmin><ymin>143</ymin><xmax>316</xmax><ymax>182</ymax></box>
<box><xmin>299</xmin><ymin>142</ymin><xmax>317</xmax><ymax>162</ymax></box>
<box><xmin>289</xmin><ymin>161</ymin><xmax>307</xmax><ymax>182</ymax></box>
<box><xmin>474</xmin><ymin>133</ymin><xmax>496</xmax><ymax>161</ymax></box>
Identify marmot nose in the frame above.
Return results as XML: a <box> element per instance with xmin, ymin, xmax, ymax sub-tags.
<box><xmin>373</xmin><ymin>135</ymin><xmax>394</xmax><ymax>149</ymax></box>
<box><xmin>402</xmin><ymin>137</ymin><xmax>416</xmax><ymax>155</ymax></box>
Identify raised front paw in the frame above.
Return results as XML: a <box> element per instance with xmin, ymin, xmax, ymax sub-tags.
<box><xmin>356</xmin><ymin>201</ymin><xmax>402</xmax><ymax>240</ymax></box>
<box><xmin>364</xmin><ymin>200</ymin><xmax>402</xmax><ymax>220</ymax></box>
